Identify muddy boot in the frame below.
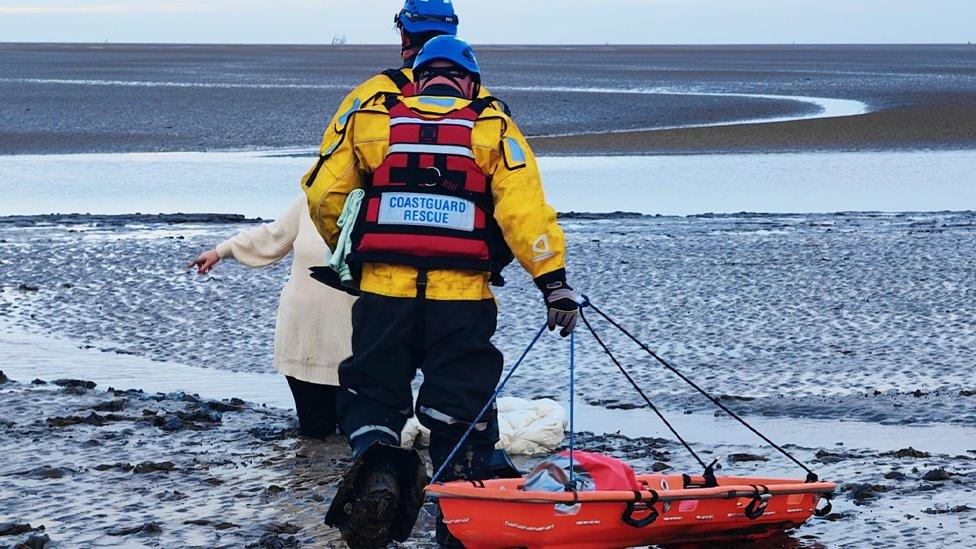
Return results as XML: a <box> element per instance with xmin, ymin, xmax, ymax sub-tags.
<box><xmin>340</xmin><ymin>463</ymin><xmax>401</xmax><ymax>548</ymax></box>
<box><xmin>429</xmin><ymin>442</ymin><xmax>495</xmax><ymax>548</ymax></box>
<box><xmin>326</xmin><ymin>443</ymin><xmax>428</xmax><ymax>548</ymax></box>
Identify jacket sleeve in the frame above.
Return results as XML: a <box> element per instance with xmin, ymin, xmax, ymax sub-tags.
<box><xmin>488</xmin><ymin>119</ymin><xmax>566</xmax><ymax>280</ymax></box>
<box><xmin>301</xmin><ymin>115</ymin><xmax>366</xmax><ymax>251</ymax></box>
<box><xmin>215</xmin><ymin>195</ymin><xmax>302</xmax><ymax>267</ymax></box>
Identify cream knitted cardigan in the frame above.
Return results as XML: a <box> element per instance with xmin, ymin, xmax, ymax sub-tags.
<box><xmin>216</xmin><ymin>195</ymin><xmax>355</xmax><ymax>386</ymax></box>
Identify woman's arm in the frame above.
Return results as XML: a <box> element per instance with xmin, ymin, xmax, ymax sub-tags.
<box><xmin>187</xmin><ymin>195</ymin><xmax>304</xmax><ymax>274</ymax></box>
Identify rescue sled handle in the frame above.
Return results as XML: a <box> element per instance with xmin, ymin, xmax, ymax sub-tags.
<box><xmin>427</xmin><ymin>480</ymin><xmax>837</xmax><ymax>504</ymax></box>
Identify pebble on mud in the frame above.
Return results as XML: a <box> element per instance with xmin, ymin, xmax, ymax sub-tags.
<box><xmin>22</xmin><ymin>466</ymin><xmax>74</xmax><ymax>480</ymax></box>
<box><xmin>247</xmin><ymin>532</ymin><xmax>300</xmax><ymax>548</ymax></box>
<box><xmin>51</xmin><ymin>379</ymin><xmax>96</xmax><ymax>390</ymax></box>
<box><xmin>92</xmin><ymin>399</ymin><xmax>127</xmax><ymax>412</ymax></box>
<box><xmin>0</xmin><ymin>523</ymin><xmax>33</xmax><ymax>536</ymax></box>
<box><xmin>13</xmin><ymin>532</ymin><xmax>50</xmax><ymax>549</ymax></box>
<box><xmin>161</xmin><ymin>417</ymin><xmax>184</xmax><ymax>431</ymax></box>
<box><xmin>94</xmin><ymin>463</ymin><xmax>134</xmax><ymax>472</ymax></box>
<box><xmin>106</xmin><ymin>522</ymin><xmax>162</xmax><ymax>536</ymax></box>
<box><xmin>728</xmin><ymin>453</ymin><xmax>768</xmax><ymax>463</ymax></box>
<box><xmin>133</xmin><ymin>461</ymin><xmax>176</xmax><ymax>474</ymax></box>
<box><xmin>881</xmin><ymin>447</ymin><xmax>931</xmax><ymax>459</ymax></box>
<box><xmin>259</xmin><ymin>522</ymin><xmax>300</xmax><ymax>535</ymax></box>
<box><xmin>177</xmin><ymin>406</ymin><xmax>222</xmax><ymax>424</ymax></box>
<box><xmin>844</xmin><ymin>482</ymin><xmax>889</xmax><ymax>505</ymax></box>
<box><xmin>923</xmin><ymin>505</ymin><xmax>974</xmax><ymax>515</ymax></box>
<box><xmin>921</xmin><ymin>468</ymin><xmax>952</xmax><ymax>481</ymax></box>
<box><xmin>202</xmin><ymin>399</ymin><xmax>244</xmax><ymax>413</ymax></box>
<box><xmin>46</xmin><ymin>412</ymin><xmax>126</xmax><ymax>428</ymax></box>
<box><xmin>815</xmin><ymin>449</ymin><xmax>860</xmax><ymax>464</ymax></box>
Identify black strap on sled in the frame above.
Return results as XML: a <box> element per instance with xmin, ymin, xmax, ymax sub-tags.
<box><xmin>744</xmin><ymin>484</ymin><xmax>772</xmax><ymax>520</ymax></box>
<box><xmin>814</xmin><ymin>493</ymin><xmax>833</xmax><ymax>517</ymax></box>
<box><xmin>622</xmin><ymin>490</ymin><xmax>660</xmax><ymax>528</ymax></box>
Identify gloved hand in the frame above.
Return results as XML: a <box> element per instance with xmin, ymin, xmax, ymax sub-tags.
<box><xmin>534</xmin><ymin>269</ymin><xmax>581</xmax><ymax>337</ymax></box>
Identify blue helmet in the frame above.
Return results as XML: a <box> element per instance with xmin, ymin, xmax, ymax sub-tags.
<box><xmin>395</xmin><ymin>0</ymin><xmax>459</xmax><ymax>35</ymax></box>
<box><xmin>413</xmin><ymin>35</ymin><xmax>480</xmax><ymax>77</ymax></box>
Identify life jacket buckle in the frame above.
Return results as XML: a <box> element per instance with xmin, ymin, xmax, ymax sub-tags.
<box><xmin>416</xmin><ymin>269</ymin><xmax>429</xmax><ymax>300</ymax></box>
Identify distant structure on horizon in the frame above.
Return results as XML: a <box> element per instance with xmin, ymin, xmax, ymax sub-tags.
<box><xmin>331</xmin><ymin>34</ymin><xmax>347</xmax><ymax>46</ymax></box>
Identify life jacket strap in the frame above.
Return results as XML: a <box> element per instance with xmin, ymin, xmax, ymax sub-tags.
<box><xmin>382</xmin><ymin>68</ymin><xmax>412</xmax><ymax>92</ymax></box>
<box><xmin>468</xmin><ymin>96</ymin><xmax>510</xmax><ymax>117</ymax></box>
<box><xmin>416</xmin><ymin>268</ymin><xmax>428</xmax><ymax>300</ymax></box>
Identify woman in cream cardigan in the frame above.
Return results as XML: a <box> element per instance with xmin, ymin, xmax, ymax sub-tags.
<box><xmin>188</xmin><ymin>195</ymin><xmax>355</xmax><ymax>438</ymax></box>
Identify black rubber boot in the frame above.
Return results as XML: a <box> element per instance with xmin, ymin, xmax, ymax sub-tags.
<box><xmin>326</xmin><ymin>443</ymin><xmax>428</xmax><ymax>548</ymax></box>
<box><xmin>340</xmin><ymin>463</ymin><xmax>401</xmax><ymax>549</ymax></box>
<box><xmin>429</xmin><ymin>441</ymin><xmax>494</xmax><ymax>548</ymax></box>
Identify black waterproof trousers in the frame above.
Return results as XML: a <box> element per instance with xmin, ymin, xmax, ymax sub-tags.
<box><xmin>337</xmin><ymin>291</ymin><xmax>503</xmax><ymax>482</ymax></box>
<box><xmin>286</xmin><ymin>376</ymin><xmax>339</xmax><ymax>439</ymax></box>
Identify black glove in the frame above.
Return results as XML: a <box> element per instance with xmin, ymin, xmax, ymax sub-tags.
<box><xmin>534</xmin><ymin>269</ymin><xmax>580</xmax><ymax>337</ymax></box>
<box><xmin>309</xmin><ymin>266</ymin><xmax>361</xmax><ymax>297</ymax></box>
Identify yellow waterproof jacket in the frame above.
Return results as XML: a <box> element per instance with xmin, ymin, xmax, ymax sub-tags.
<box><xmin>302</xmin><ymin>94</ymin><xmax>566</xmax><ymax>301</ymax></box>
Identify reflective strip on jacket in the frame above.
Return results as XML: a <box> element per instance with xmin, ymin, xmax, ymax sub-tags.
<box><xmin>303</xmin><ymin>95</ymin><xmax>566</xmax><ymax>301</ymax></box>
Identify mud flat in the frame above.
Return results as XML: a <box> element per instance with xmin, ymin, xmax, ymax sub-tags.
<box><xmin>3</xmin><ymin>212</ymin><xmax>976</xmax><ymax>425</ymax></box>
<box><xmin>2</xmin><ymin>44</ymin><xmax>974</xmax><ymax>154</ymax></box>
<box><xmin>531</xmin><ymin>102</ymin><xmax>976</xmax><ymax>155</ymax></box>
<box><xmin>1</xmin><ymin>371</ymin><xmax>974</xmax><ymax>548</ymax></box>
<box><xmin>2</xmin><ymin>212</ymin><xmax>976</xmax><ymax>546</ymax></box>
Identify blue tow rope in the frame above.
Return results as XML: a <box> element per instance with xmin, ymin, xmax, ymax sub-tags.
<box><xmin>431</xmin><ymin>299</ymin><xmax>589</xmax><ymax>486</ymax></box>
<box><xmin>567</xmin><ymin>330</ymin><xmax>576</xmax><ymax>489</ymax></box>
<box><xmin>430</xmin><ymin>321</ymin><xmax>549</xmax><ymax>484</ymax></box>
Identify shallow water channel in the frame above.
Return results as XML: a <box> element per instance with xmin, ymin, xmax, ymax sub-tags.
<box><xmin>2</xmin><ymin>149</ymin><xmax>974</xmax><ymax>217</ymax></box>
<box><xmin>3</xmin><ymin>323</ymin><xmax>974</xmax><ymax>458</ymax></box>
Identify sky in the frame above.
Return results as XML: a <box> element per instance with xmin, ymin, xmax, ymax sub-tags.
<box><xmin>0</xmin><ymin>0</ymin><xmax>974</xmax><ymax>45</ymax></box>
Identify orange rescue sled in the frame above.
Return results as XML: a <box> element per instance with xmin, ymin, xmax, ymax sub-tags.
<box><xmin>427</xmin><ymin>474</ymin><xmax>836</xmax><ymax>549</ymax></box>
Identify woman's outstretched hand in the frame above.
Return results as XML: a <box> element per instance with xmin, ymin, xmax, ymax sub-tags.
<box><xmin>188</xmin><ymin>249</ymin><xmax>221</xmax><ymax>274</ymax></box>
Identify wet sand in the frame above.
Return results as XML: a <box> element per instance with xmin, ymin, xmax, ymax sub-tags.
<box><xmin>531</xmin><ymin>102</ymin><xmax>976</xmax><ymax>155</ymax></box>
<box><xmin>2</xmin><ymin>44</ymin><xmax>974</xmax><ymax>155</ymax></box>
<box><xmin>3</xmin><ymin>212</ymin><xmax>975</xmax><ymax>427</ymax></box>
<box><xmin>2</xmin><ymin>213</ymin><xmax>976</xmax><ymax>546</ymax></box>
<box><xmin>1</xmin><ymin>372</ymin><xmax>974</xmax><ymax>547</ymax></box>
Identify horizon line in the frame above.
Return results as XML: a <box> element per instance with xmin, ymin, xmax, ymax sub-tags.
<box><xmin>2</xmin><ymin>41</ymin><xmax>975</xmax><ymax>47</ymax></box>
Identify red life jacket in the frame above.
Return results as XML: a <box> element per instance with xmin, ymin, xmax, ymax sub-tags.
<box><xmin>349</xmin><ymin>96</ymin><xmax>513</xmax><ymax>284</ymax></box>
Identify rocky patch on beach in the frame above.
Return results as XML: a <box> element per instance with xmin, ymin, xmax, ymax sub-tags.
<box><xmin>0</xmin><ymin>374</ymin><xmax>356</xmax><ymax>546</ymax></box>
<box><xmin>2</xmin><ymin>373</ymin><xmax>976</xmax><ymax>546</ymax></box>
<box><xmin>0</xmin><ymin>213</ymin><xmax>264</xmax><ymax>228</ymax></box>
